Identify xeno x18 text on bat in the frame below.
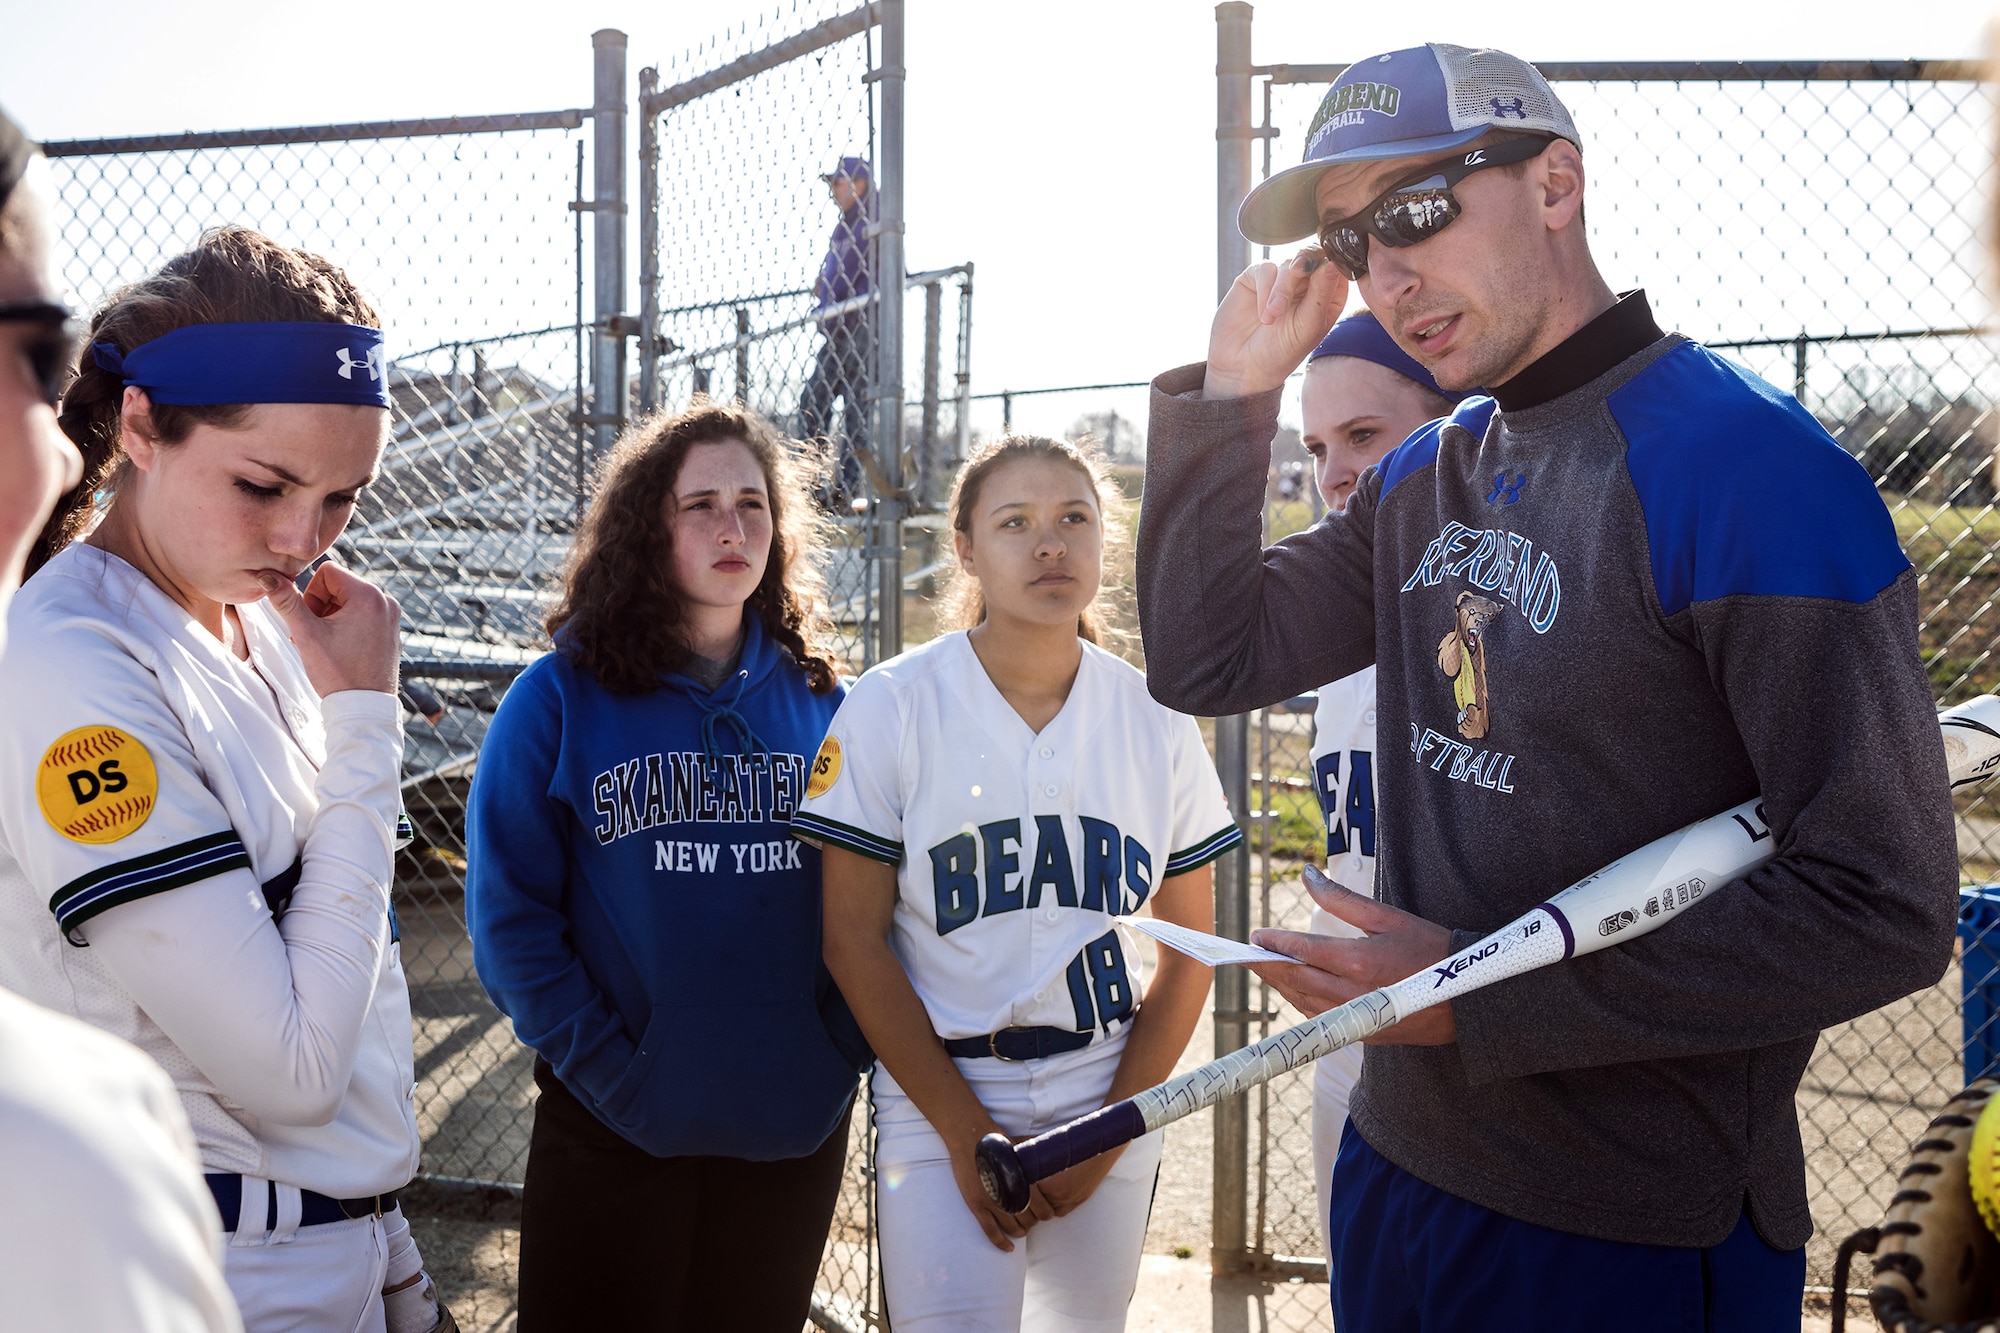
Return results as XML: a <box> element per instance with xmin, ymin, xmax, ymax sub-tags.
<box><xmin>974</xmin><ymin>695</ymin><xmax>2000</xmax><ymax>1215</ymax></box>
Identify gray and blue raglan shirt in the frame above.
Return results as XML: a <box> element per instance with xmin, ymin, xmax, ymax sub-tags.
<box><xmin>1136</xmin><ymin>291</ymin><xmax>1959</xmax><ymax>1249</ymax></box>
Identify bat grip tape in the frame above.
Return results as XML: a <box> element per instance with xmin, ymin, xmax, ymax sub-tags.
<box><xmin>1016</xmin><ymin>1101</ymin><xmax>1150</xmax><ymax>1183</ymax></box>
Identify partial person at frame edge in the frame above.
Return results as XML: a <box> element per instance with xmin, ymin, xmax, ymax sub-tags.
<box><xmin>0</xmin><ymin>101</ymin><xmax>241</xmax><ymax>1333</ymax></box>
<box><xmin>0</xmin><ymin>212</ymin><xmax>456</xmax><ymax>1328</ymax></box>
<box><xmin>1136</xmin><ymin>43</ymin><xmax>1953</xmax><ymax>1333</ymax></box>
<box><xmin>464</xmin><ymin>399</ymin><xmax>869</xmax><ymax>1332</ymax></box>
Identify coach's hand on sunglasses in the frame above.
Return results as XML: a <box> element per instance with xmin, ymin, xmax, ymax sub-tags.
<box><xmin>1202</xmin><ymin>246</ymin><xmax>1348</xmax><ymax>402</ymax></box>
<box><xmin>1245</xmin><ymin>864</ymin><xmax>1457</xmax><ymax>1046</ymax></box>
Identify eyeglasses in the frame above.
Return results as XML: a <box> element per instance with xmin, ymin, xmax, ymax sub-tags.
<box><xmin>1315</xmin><ymin>136</ymin><xmax>1555</xmax><ymax>281</ymax></box>
<box><xmin>0</xmin><ymin>300</ymin><xmax>82</xmax><ymax>407</ymax></box>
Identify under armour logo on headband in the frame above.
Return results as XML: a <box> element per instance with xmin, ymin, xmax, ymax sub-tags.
<box><xmin>92</xmin><ymin>322</ymin><xmax>393</xmax><ymax>409</ymax></box>
<box><xmin>335</xmin><ymin>346</ymin><xmax>383</xmax><ymax>382</ymax></box>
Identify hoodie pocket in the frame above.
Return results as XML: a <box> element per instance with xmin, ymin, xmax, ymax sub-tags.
<box><xmin>599</xmin><ymin>1004</ymin><xmax>670</xmax><ymax>1126</ymax></box>
<box><xmin>601</xmin><ymin>996</ymin><xmax>857</xmax><ymax>1160</ymax></box>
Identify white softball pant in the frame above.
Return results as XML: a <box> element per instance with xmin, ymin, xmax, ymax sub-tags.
<box><xmin>221</xmin><ymin>1186</ymin><xmax>421</xmax><ymax>1333</ymax></box>
<box><xmin>874</xmin><ymin>1035</ymin><xmax>1164</xmax><ymax>1333</ymax></box>
<box><xmin>1310</xmin><ymin>1042</ymin><xmax>1363</xmax><ymax>1264</ymax></box>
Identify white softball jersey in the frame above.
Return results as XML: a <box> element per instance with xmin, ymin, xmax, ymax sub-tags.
<box><xmin>1307</xmin><ymin>664</ymin><xmax>1379</xmax><ymax>1260</ymax></box>
<box><xmin>793</xmin><ymin>630</ymin><xmax>1241</xmax><ymax>1043</ymax></box>
<box><xmin>0</xmin><ymin>986</ymin><xmax>241</xmax><ymax>1332</ymax></box>
<box><xmin>0</xmin><ymin>543</ymin><xmax>420</xmax><ymax>1200</ymax></box>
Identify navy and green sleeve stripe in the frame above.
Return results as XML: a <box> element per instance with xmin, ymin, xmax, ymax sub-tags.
<box><xmin>49</xmin><ymin>830</ymin><xmax>251</xmax><ymax>945</ymax></box>
<box><xmin>1165</xmin><ymin>823</ymin><xmax>1244</xmax><ymax>876</ymax></box>
<box><xmin>788</xmin><ymin>811</ymin><xmax>903</xmax><ymax>866</ymax></box>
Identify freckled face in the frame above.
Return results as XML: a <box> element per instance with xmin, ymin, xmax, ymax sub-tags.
<box><xmin>665</xmin><ymin>439</ymin><xmax>773</xmax><ymax>612</ymax></box>
<box><xmin>954</xmin><ymin>456</ymin><xmax>1103</xmax><ymax>629</ymax></box>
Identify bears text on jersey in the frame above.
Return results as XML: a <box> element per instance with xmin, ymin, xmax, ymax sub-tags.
<box><xmin>926</xmin><ymin>815</ymin><xmax>1153</xmax><ymax>936</ymax></box>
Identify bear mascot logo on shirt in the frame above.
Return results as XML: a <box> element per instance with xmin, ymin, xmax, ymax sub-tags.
<box><xmin>1435</xmin><ymin>592</ymin><xmax>1500</xmax><ymax>740</ymax></box>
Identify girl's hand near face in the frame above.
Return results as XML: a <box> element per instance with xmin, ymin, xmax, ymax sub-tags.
<box><xmin>260</xmin><ymin>561</ymin><xmax>401</xmax><ymax>697</ymax></box>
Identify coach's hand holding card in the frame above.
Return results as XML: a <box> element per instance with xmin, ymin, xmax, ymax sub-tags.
<box><xmin>1248</xmin><ymin>864</ymin><xmax>1457</xmax><ymax>1046</ymax></box>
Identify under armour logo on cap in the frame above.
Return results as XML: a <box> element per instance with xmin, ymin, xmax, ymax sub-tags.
<box><xmin>336</xmin><ymin>345</ymin><xmax>383</xmax><ymax>381</ymax></box>
<box><xmin>1236</xmin><ymin>43</ymin><xmax>1581</xmax><ymax>248</ymax></box>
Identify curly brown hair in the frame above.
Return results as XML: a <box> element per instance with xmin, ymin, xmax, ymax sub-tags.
<box><xmin>939</xmin><ymin>433</ymin><xmax>1126</xmax><ymax>647</ymax></box>
<box><xmin>547</xmin><ymin>399</ymin><xmax>839</xmax><ymax>695</ymax></box>
<box><xmin>33</xmin><ymin>225</ymin><xmax>379</xmax><ymax>576</ymax></box>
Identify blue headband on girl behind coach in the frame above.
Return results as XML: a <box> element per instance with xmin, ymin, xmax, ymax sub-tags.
<box><xmin>1307</xmin><ymin>312</ymin><xmax>1470</xmax><ymax>402</ymax></box>
<box><xmin>90</xmin><ymin>322</ymin><xmax>392</xmax><ymax>408</ymax></box>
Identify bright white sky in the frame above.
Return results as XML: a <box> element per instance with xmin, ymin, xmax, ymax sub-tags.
<box><xmin>3</xmin><ymin>0</ymin><xmax>1994</xmax><ymax>430</ymax></box>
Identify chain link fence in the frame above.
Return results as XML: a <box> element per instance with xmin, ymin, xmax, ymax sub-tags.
<box><xmin>42</xmin><ymin>10</ymin><xmax>932</xmax><ymax>1324</ymax></box>
<box><xmin>1222</xmin><ymin>49</ymin><xmax>1998</xmax><ymax>1328</ymax></box>
<box><xmin>45</xmin><ymin>109</ymin><xmax>594</xmax><ymax>1211</ymax></box>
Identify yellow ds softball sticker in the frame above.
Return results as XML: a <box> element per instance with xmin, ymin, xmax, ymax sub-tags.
<box><xmin>806</xmin><ymin>735</ymin><xmax>843</xmax><ymax>799</ymax></box>
<box><xmin>37</xmin><ymin>726</ymin><xmax>158</xmax><ymax>844</ymax></box>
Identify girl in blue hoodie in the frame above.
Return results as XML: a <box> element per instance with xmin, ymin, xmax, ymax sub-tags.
<box><xmin>466</xmin><ymin>401</ymin><xmax>864</xmax><ymax>1331</ymax></box>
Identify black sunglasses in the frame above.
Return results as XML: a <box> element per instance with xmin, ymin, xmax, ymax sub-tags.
<box><xmin>1316</xmin><ymin>136</ymin><xmax>1556</xmax><ymax>281</ymax></box>
<box><xmin>0</xmin><ymin>300</ymin><xmax>82</xmax><ymax>407</ymax></box>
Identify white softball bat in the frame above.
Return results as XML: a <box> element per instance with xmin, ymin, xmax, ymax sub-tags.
<box><xmin>975</xmin><ymin>694</ymin><xmax>2000</xmax><ymax>1213</ymax></box>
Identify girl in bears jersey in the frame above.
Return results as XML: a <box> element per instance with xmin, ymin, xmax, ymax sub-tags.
<box><xmin>800</xmin><ymin>435</ymin><xmax>1242</xmax><ymax>1332</ymax></box>
<box><xmin>466</xmin><ymin>401</ymin><xmax>867</xmax><ymax>1332</ymax></box>
<box><xmin>0</xmin><ymin>228</ymin><xmax>451</xmax><ymax>1333</ymax></box>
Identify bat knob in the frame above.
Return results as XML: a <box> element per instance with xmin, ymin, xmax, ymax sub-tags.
<box><xmin>975</xmin><ymin>1132</ymin><xmax>1030</xmax><ymax>1214</ymax></box>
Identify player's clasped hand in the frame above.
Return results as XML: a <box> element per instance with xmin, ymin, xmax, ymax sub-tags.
<box><xmin>1247</xmin><ymin>866</ymin><xmax>1458</xmax><ymax>1045</ymax></box>
<box><xmin>1201</xmin><ymin>246</ymin><xmax>1350</xmax><ymax>401</ymax></box>
<box><xmin>257</xmin><ymin>561</ymin><xmax>401</xmax><ymax>698</ymax></box>
<box><xmin>950</xmin><ymin>1137</ymin><xmax>1048</xmax><ymax>1250</ymax></box>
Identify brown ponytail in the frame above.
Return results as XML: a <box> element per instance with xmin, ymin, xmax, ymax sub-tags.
<box><xmin>940</xmin><ymin>433</ymin><xmax>1126</xmax><ymax>646</ymax></box>
<box><xmin>32</xmin><ymin>226</ymin><xmax>379</xmax><ymax>576</ymax></box>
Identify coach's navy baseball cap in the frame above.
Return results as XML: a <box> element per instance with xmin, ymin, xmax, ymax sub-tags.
<box><xmin>820</xmin><ymin>155</ymin><xmax>871</xmax><ymax>182</ymax></box>
<box><xmin>1238</xmin><ymin>44</ymin><xmax>1580</xmax><ymax>247</ymax></box>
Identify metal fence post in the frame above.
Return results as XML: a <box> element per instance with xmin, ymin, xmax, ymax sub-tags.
<box><xmin>736</xmin><ymin>307</ymin><xmax>752</xmax><ymax>405</ymax></box>
<box><xmin>921</xmin><ymin>280</ymin><xmax>943</xmax><ymax>508</ymax></box>
<box><xmin>954</xmin><ymin>264</ymin><xmax>975</xmax><ymax>471</ymax></box>
<box><xmin>638</xmin><ymin>65</ymin><xmax>660</xmax><ymax>416</ymax></box>
<box><xmin>592</xmin><ymin>29</ymin><xmax>629</xmax><ymax>462</ymax></box>
<box><xmin>1212</xmin><ymin>0</ymin><xmax>1256</xmax><ymax>1276</ymax></box>
<box><xmin>872</xmin><ymin>0</ymin><xmax>907</xmax><ymax>664</ymax></box>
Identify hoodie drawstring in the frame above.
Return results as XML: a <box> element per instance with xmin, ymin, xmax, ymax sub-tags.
<box><xmin>698</xmin><ymin>667</ymin><xmax>772</xmax><ymax>770</ymax></box>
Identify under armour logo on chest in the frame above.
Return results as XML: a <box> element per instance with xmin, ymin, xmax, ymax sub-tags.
<box><xmin>336</xmin><ymin>346</ymin><xmax>383</xmax><ymax>381</ymax></box>
<box><xmin>1491</xmin><ymin>96</ymin><xmax>1528</xmax><ymax>119</ymax></box>
<box><xmin>1486</xmin><ymin>472</ymin><xmax>1527</xmax><ymax>505</ymax></box>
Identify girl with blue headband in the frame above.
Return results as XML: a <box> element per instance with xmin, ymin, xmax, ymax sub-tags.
<box><xmin>0</xmin><ymin>106</ymin><xmax>240</xmax><ymax>1333</ymax></box>
<box><xmin>0</xmin><ymin>226</ymin><xmax>455</xmax><ymax>1333</ymax></box>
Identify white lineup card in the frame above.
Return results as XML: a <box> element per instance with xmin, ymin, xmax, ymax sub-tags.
<box><xmin>1122</xmin><ymin>917</ymin><xmax>1298</xmax><ymax>967</ymax></box>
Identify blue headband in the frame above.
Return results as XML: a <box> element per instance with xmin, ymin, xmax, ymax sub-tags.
<box><xmin>91</xmin><ymin>322</ymin><xmax>391</xmax><ymax>409</ymax></box>
<box><xmin>1307</xmin><ymin>312</ymin><xmax>1470</xmax><ymax>402</ymax></box>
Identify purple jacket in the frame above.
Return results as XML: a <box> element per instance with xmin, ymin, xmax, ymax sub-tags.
<box><xmin>813</xmin><ymin>196</ymin><xmax>875</xmax><ymax>337</ymax></box>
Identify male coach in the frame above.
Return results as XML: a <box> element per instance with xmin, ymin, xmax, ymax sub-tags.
<box><xmin>1136</xmin><ymin>44</ymin><xmax>1958</xmax><ymax>1331</ymax></box>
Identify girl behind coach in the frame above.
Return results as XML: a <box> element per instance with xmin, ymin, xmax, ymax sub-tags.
<box><xmin>466</xmin><ymin>399</ymin><xmax>867</xmax><ymax>1331</ymax></box>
